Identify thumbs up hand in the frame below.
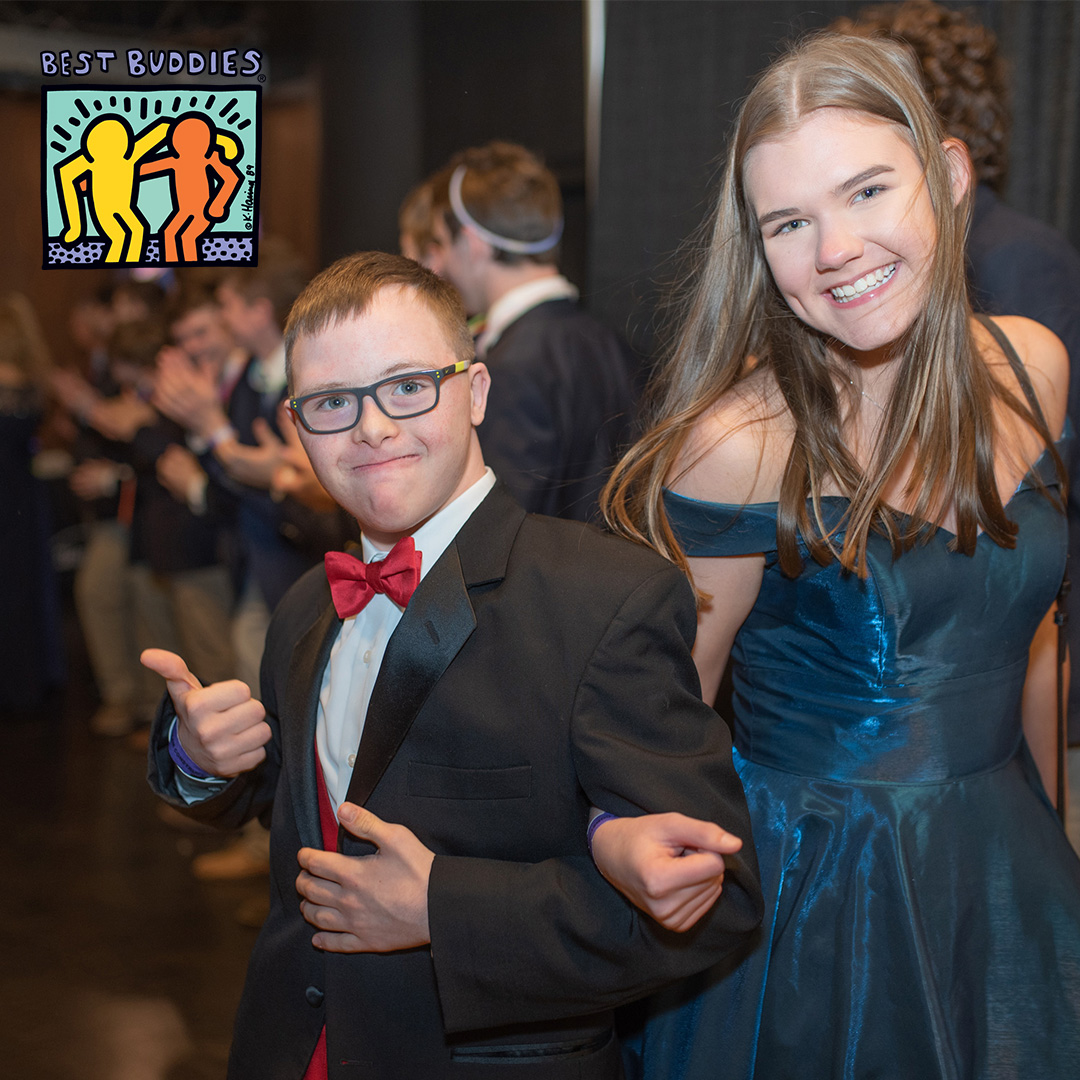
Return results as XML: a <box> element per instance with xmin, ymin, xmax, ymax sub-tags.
<box><xmin>141</xmin><ymin>649</ymin><xmax>272</xmax><ymax>778</ymax></box>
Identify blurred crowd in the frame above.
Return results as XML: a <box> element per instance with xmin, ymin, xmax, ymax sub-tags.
<box><xmin>3</xmin><ymin>241</ymin><xmax>364</xmax><ymax>881</ymax></box>
<box><xmin>5</xmin><ymin>138</ymin><xmax>640</xmax><ymax>893</ymax></box>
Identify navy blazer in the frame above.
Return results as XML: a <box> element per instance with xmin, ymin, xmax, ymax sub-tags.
<box><xmin>128</xmin><ymin>417</ymin><xmax>224</xmax><ymax>574</ymax></box>
<box><xmin>478</xmin><ymin>300</ymin><xmax>639</xmax><ymax>523</ymax></box>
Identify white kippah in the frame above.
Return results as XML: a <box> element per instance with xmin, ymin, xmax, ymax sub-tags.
<box><xmin>448</xmin><ymin>165</ymin><xmax>563</xmax><ymax>255</ymax></box>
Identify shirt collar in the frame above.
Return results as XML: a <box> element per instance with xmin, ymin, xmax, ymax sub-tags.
<box><xmin>477</xmin><ymin>275</ymin><xmax>579</xmax><ymax>357</ymax></box>
<box><xmin>361</xmin><ymin>467</ymin><xmax>496</xmax><ymax>582</ymax></box>
<box><xmin>247</xmin><ymin>341</ymin><xmax>287</xmax><ymax>396</ymax></box>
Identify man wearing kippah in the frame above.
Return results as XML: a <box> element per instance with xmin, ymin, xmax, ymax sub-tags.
<box><xmin>417</xmin><ymin>141</ymin><xmax>639</xmax><ymax>523</ymax></box>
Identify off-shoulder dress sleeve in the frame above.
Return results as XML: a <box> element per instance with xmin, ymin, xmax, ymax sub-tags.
<box><xmin>662</xmin><ymin>490</ymin><xmax>779</xmax><ymax>557</ymax></box>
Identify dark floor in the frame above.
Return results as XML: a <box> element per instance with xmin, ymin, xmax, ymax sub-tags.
<box><xmin>0</xmin><ymin>603</ymin><xmax>261</xmax><ymax>1080</ymax></box>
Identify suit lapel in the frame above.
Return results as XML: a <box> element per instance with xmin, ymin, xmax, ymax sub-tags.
<box><xmin>342</xmin><ymin>543</ymin><xmax>475</xmax><ymax>810</ymax></box>
<box><xmin>282</xmin><ymin>599</ymin><xmax>339</xmax><ymax>850</ymax></box>
<box><xmin>343</xmin><ymin>483</ymin><xmax>526</xmax><ymax>811</ymax></box>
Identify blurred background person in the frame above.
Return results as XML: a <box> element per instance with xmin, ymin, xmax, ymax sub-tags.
<box><xmin>51</xmin><ymin>279</ymin><xmax>170</xmax><ymax>736</ymax></box>
<box><xmin>398</xmin><ymin>175</ymin><xmax>443</xmax><ymax>272</ymax></box>
<box><xmin>153</xmin><ymin>239</ymin><xmax>312</xmax><ymax>693</ymax></box>
<box><xmin>0</xmin><ymin>293</ymin><xmax>64</xmax><ymax>716</ymax></box>
<box><xmin>420</xmin><ymin>142</ymin><xmax>639</xmax><ymax>521</ymax></box>
<box><xmin>108</xmin><ymin>318</ymin><xmax>238</xmax><ymax>729</ymax></box>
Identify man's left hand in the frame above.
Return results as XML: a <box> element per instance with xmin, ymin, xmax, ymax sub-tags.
<box><xmin>296</xmin><ymin>804</ymin><xmax>434</xmax><ymax>953</ymax></box>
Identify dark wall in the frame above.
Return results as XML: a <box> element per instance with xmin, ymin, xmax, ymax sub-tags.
<box><xmin>317</xmin><ymin>0</ymin><xmax>586</xmax><ymax>285</ymax></box>
<box><xmin>7</xmin><ymin>1</ymin><xmax>1077</xmax><ymax>366</ymax></box>
<box><xmin>316</xmin><ymin>1</ymin><xmax>424</xmax><ymax>267</ymax></box>
<box><xmin>590</xmin><ymin>0</ymin><xmax>1080</xmax><ymax>360</ymax></box>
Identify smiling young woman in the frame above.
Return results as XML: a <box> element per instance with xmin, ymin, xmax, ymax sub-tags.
<box><xmin>598</xmin><ymin>31</ymin><xmax>1080</xmax><ymax>1080</ymax></box>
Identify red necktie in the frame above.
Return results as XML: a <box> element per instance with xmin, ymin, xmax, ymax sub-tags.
<box><xmin>324</xmin><ymin>538</ymin><xmax>422</xmax><ymax>617</ymax></box>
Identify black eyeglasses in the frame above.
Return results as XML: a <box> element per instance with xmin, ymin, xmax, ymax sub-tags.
<box><xmin>289</xmin><ymin>361</ymin><xmax>470</xmax><ymax>434</ymax></box>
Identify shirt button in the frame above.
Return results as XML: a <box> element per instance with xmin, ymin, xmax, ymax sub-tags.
<box><xmin>347</xmin><ymin>754</ymin><xmax>356</xmax><ymax>768</ymax></box>
<box><xmin>305</xmin><ymin>986</ymin><xmax>324</xmax><ymax>1008</ymax></box>
<box><xmin>362</xmin><ymin>650</ymin><xmax>372</xmax><ymax>664</ymax></box>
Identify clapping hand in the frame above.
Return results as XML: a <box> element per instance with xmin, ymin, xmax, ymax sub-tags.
<box><xmin>216</xmin><ymin>417</ymin><xmax>286</xmax><ymax>489</ymax></box>
<box><xmin>154</xmin><ymin>346</ymin><xmax>226</xmax><ymax>437</ymax></box>
<box><xmin>271</xmin><ymin>401</ymin><xmax>338</xmax><ymax>511</ymax></box>
<box><xmin>156</xmin><ymin>444</ymin><xmax>206</xmax><ymax>504</ymax></box>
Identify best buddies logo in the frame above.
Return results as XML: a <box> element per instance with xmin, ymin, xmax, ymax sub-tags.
<box><xmin>40</xmin><ymin>49</ymin><xmax>263</xmax><ymax>269</ymax></box>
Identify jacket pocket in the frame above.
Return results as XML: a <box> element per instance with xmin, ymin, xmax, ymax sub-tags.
<box><xmin>450</xmin><ymin>1031</ymin><xmax>611</xmax><ymax>1063</ymax></box>
<box><xmin>407</xmin><ymin>762</ymin><xmax>532</xmax><ymax>800</ymax></box>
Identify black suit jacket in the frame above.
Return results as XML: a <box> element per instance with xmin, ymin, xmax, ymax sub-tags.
<box><xmin>479</xmin><ymin>300</ymin><xmax>639</xmax><ymax>523</ymax></box>
<box><xmin>128</xmin><ymin>416</ymin><xmax>224</xmax><ymax>574</ymax></box>
<box><xmin>149</xmin><ymin>483</ymin><xmax>762</xmax><ymax>1079</ymax></box>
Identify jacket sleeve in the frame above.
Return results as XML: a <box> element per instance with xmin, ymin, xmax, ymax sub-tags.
<box><xmin>426</xmin><ymin>564</ymin><xmax>763</xmax><ymax>1033</ymax></box>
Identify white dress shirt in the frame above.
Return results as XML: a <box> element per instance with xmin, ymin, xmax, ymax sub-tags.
<box><xmin>316</xmin><ymin>467</ymin><xmax>496</xmax><ymax>814</ymax></box>
<box><xmin>475</xmin><ymin>275</ymin><xmax>579</xmax><ymax>358</ymax></box>
<box><xmin>246</xmin><ymin>340</ymin><xmax>288</xmax><ymax>400</ymax></box>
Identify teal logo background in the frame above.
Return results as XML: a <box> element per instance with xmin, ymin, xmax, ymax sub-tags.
<box><xmin>42</xmin><ymin>85</ymin><xmax>260</xmax><ymax>268</ymax></box>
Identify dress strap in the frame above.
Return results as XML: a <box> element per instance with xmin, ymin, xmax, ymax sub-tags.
<box><xmin>975</xmin><ymin>321</ymin><xmax>1070</xmax><ymax>825</ymax></box>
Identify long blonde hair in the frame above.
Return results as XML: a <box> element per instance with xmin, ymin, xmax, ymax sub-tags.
<box><xmin>602</xmin><ymin>32</ymin><xmax>1062</xmax><ymax>579</ymax></box>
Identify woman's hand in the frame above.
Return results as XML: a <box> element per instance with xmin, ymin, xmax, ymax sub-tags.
<box><xmin>590</xmin><ymin>812</ymin><xmax>743</xmax><ymax>932</ymax></box>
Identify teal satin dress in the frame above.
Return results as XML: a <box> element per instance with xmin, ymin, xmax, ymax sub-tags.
<box><xmin>624</xmin><ymin>447</ymin><xmax>1080</xmax><ymax>1080</ymax></box>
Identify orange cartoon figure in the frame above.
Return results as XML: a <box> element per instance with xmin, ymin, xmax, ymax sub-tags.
<box><xmin>138</xmin><ymin>115</ymin><xmax>244</xmax><ymax>263</ymax></box>
<box><xmin>55</xmin><ymin>116</ymin><xmax>169</xmax><ymax>264</ymax></box>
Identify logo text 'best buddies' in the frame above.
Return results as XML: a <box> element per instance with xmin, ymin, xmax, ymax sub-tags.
<box><xmin>42</xmin><ymin>85</ymin><xmax>261</xmax><ymax>269</ymax></box>
<box><xmin>40</xmin><ymin>50</ymin><xmax>262</xmax><ymax>78</ymax></box>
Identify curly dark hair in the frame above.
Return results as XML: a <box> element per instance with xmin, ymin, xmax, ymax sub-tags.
<box><xmin>833</xmin><ymin>0</ymin><xmax>1010</xmax><ymax>190</ymax></box>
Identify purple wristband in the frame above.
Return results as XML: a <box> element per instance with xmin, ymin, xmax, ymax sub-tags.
<box><xmin>587</xmin><ymin>811</ymin><xmax>619</xmax><ymax>855</ymax></box>
<box><xmin>169</xmin><ymin>721</ymin><xmax>213</xmax><ymax>780</ymax></box>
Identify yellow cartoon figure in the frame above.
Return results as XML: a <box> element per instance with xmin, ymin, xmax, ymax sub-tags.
<box><xmin>55</xmin><ymin>116</ymin><xmax>169</xmax><ymax>264</ymax></box>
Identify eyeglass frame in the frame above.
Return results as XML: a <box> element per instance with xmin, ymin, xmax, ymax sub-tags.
<box><xmin>288</xmin><ymin>360</ymin><xmax>471</xmax><ymax>434</ymax></box>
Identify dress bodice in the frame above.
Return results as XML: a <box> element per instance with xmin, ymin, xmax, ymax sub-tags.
<box><xmin>663</xmin><ymin>448</ymin><xmax>1067</xmax><ymax>785</ymax></box>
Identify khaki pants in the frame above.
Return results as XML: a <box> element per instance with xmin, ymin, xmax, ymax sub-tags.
<box><xmin>74</xmin><ymin>522</ymin><xmax>155</xmax><ymax>715</ymax></box>
<box><xmin>130</xmin><ymin>563</ymin><xmax>237</xmax><ymax>687</ymax></box>
<box><xmin>231</xmin><ymin>580</ymin><xmax>270</xmax><ymax>693</ymax></box>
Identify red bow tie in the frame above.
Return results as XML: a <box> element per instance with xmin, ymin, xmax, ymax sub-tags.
<box><xmin>324</xmin><ymin>538</ymin><xmax>422</xmax><ymax>618</ymax></box>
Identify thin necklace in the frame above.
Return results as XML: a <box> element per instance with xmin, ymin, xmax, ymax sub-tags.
<box><xmin>849</xmin><ymin>377</ymin><xmax>886</xmax><ymax>412</ymax></box>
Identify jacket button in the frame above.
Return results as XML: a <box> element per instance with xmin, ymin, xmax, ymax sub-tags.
<box><xmin>305</xmin><ymin>986</ymin><xmax>324</xmax><ymax>1008</ymax></box>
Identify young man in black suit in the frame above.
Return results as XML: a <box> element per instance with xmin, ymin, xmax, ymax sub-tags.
<box><xmin>420</xmin><ymin>142</ymin><xmax>640</xmax><ymax>523</ymax></box>
<box><xmin>144</xmin><ymin>252</ymin><xmax>761</xmax><ymax>1080</ymax></box>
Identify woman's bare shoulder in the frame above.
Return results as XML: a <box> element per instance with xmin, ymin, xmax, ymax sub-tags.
<box><xmin>668</xmin><ymin>367</ymin><xmax>792</xmax><ymax>505</ymax></box>
<box><xmin>978</xmin><ymin>315</ymin><xmax>1068</xmax><ymax>439</ymax></box>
